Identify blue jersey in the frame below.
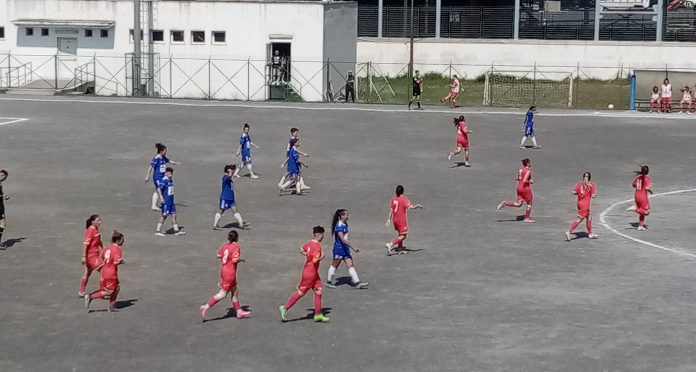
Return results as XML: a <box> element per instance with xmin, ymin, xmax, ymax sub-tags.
<box><xmin>220</xmin><ymin>175</ymin><xmax>235</xmax><ymax>201</ymax></box>
<box><xmin>287</xmin><ymin>137</ymin><xmax>294</xmax><ymax>157</ymax></box>
<box><xmin>159</xmin><ymin>176</ymin><xmax>175</xmax><ymax>205</ymax></box>
<box><xmin>333</xmin><ymin>222</ymin><xmax>351</xmax><ymax>260</ymax></box>
<box><xmin>240</xmin><ymin>133</ymin><xmax>251</xmax><ymax>162</ymax></box>
<box><xmin>287</xmin><ymin>147</ymin><xmax>300</xmax><ymax>175</ymax></box>
<box><xmin>524</xmin><ymin>111</ymin><xmax>534</xmax><ymax>128</ymax></box>
<box><xmin>151</xmin><ymin>155</ymin><xmax>169</xmax><ymax>180</ymax></box>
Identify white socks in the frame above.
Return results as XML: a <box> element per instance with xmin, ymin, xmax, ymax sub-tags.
<box><xmin>531</xmin><ymin>136</ymin><xmax>538</xmax><ymax>147</ymax></box>
<box><xmin>520</xmin><ymin>136</ymin><xmax>527</xmax><ymax>147</ymax></box>
<box><xmin>233</xmin><ymin>212</ymin><xmax>244</xmax><ymax>226</ymax></box>
<box><xmin>327</xmin><ymin>266</ymin><xmax>336</xmax><ymax>282</ymax></box>
<box><xmin>173</xmin><ymin>224</ymin><xmax>180</xmax><ymax>232</ymax></box>
<box><xmin>247</xmin><ymin>164</ymin><xmax>254</xmax><ymax>175</ymax></box>
<box><xmin>348</xmin><ymin>267</ymin><xmax>360</xmax><ymax>284</ymax></box>
<box><xmin>156</xmin><ymin>222</ymin><xmax>163</xmax><ymax>232</ymax></box>
<box><xmin>151</xmin><ymin>192</ymin><xmax>159</xmax><ymax>208</ymax></box>
<box><xmin>213</xmin><ymin>213</ymin><xmax>222</xmax><ymax>228</ymax></box>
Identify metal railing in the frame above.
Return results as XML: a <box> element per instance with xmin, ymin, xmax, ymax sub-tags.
<box><xmin>0</xmin><ymin>62</ymin><xmax>32</xmax><ymax>88</ymax></box>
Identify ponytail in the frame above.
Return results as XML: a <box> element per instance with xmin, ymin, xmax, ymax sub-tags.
<box><xmin>85</xmin><ymin>214</ymin><xmax>99</xmax><ymax>229</ymax></box>
<box><xmin>332</xmin><ymin>209</ymin><xmax>346</xmax><ymax>231</ymax></box>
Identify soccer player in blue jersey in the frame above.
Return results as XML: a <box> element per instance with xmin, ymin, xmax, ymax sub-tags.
<box><xmin>155</xmin><ymin>167</ymin><xmax>186</xmax><ymax>237</ymax></box>
<box><xmin>520</xmin><ymin>106</ymin><xmax>540</xmax><ymax>149</ymax></box>
<box><xmin>234</xmin><ymin>123</ymin><xmax>259</xmax><ymax>179</ymax></box>
<box><xmin>278</xmin><ymin>128</ymin><xmax>309</xmax><ymax>188</ymax></box>
<box><xmin>213</xmin><ymin>164</ymin><xmax>250</xmax><ymax>230</ymax></box>
<box><xmin>326</xmin><ymin>209</ymin><xmax>368</xmax><ymax>289</ymax></box>
<box><xmin>279</xmin><ymin>139</ymin><xmax>310</xmax><ymax>195</ymax></box>
<box><xmin>145</xmin><ymin>143</ymin><xmax>181</xmax><ymax>210</ymax></box>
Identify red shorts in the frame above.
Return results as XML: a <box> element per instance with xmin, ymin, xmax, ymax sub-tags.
<box><xmin>99</xmin><ymin>277</ymin><xmax>119</xmax><ymax>291</ymax></box>
<box><xmin>298</xmin><ymin>272</ymin><xmax>322</xmax><ymax>294</ymax></box>
<box><xmin>517</xmin><ymin>188</ymin><xmax>533</xmax><ymax>203</ymax></box>
<box><xmin>577</xmin><ymin>209</ymin><xmax>590</xmax><ymax>219</ymax></box>
<box><xmin>393</xmin><ymin>221</ymin><xmax>408</xmax><ymax>234</ymax></box>
<box><xmin>449</xmin><ymin>92</ymin><xmax>458</xmax><ymax>98</ymax></box>
<box><xmin>219</xmin><ymin>274</ymin><xmax>237</xmax><ymax>291</ymax></box>
<box><xmin>662</xmin><ymin>97</ymin><xmax>672</xmax><ymax>105</ymax></box>
<box><xmin>457</xmin><ymin>136</ymin><xmax>469</xmax><ymax>149</ymax></box>
<box><xmin>86</xmin><ymin>255</ymin><xmax>104</xmax><ymax>271</ymax></box>
<box><xmin>635</xmin><ymin>195</ymin><xmax>650</xmax><ymax>211</ymax></box>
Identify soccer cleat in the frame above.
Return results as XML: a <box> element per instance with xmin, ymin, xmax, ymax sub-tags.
<box><xmin>236</xmin><ymin>309</ymin><xmax>252</xmax><ymax>319</ymax></box>
<box><xmin>496</xmin><ymin>202</ymin><xmax>505</xmax><ymax>210</ymax></box>
<box><xmin>625</xmin><ymin>205</ymin><xmax>637</xmax><ymax>212</ymax></box>
<box><xmin>588</xmin><ymin>233</ymin><xmax>599</xmax><ymax>239</ymax></box>
<box><xmin>250</xmin><ymin>174</ymin><xmax>260</xmax><ymax>179</ymax></box>
<box><xmin>107</xmin><ymin>303</ymin><xmax>115</xmax><ymax>313</ymax></box>
<box><xmin>200</xmin><ymin>305</ymin><xmax>208</xmax><ymax>320</ymax></box>
<box><xmin>354</xmin><ymin>282</ymin><xmax>369</xmax><ymax>289</ymax></box>
<box><xmin>533</xmin><ymin>146</ymin><xmax>541</xmax><ymax>149</ymax></box>
<box><xmin>212</xmin><ymin>225</ymin><xmax>221</xmax><ymax>230</ymax></box>
<box><xmin>448</xmin><ymin>153</ymin><xmax>453</xmax><ymax>161</ymax></box>
<box><xmin>523</xmin><ymin>218</ymin><xmax>535</xmax><ymax>223</ymax></box>
<box><xmin>78</xmin><ymin>291</ymin><xmax>86</xmax><ymax>298</ymax></box>
<box><xmin>279</xmin><ymin>305</ymin><xmax>288</xmax><ymax>322</ymax></box>
<box><xmin>565</xmin><ymin>231</ymin><xmax>571</xmax><ymax>242</ymax></box>
<box><xmin>520</xmin><ymin>146</ymin><xmax>525</xmax><ymax>149</ymax></box>
<box><xmin>325</xmin><ymin>280</ymin><xmax>336</xmax><ymax>289</ymax></box>
<box><xmin>155</xmin><ymin>232</ymin><xmax>165</xmax><ymax>237</ymax></box>
<box><xmin>637</xmin><ymin>226</ymin><xmax>646</xmax><ymax>231</ymax></box>
<box><xmin>301</xmin><ymin>184</ymin><xmax>311</xmax><ymax>190</ymax></box>
<box><xmin>385</xmin><ymin>242</ymin><xmax>394</xmax><ymax>256</ymax></box>
<box><xmin>314</xmin><ymin>314</ymin><xmax>330</xmax><ymax>323</ymax></box>
<box><xmin>464</xmin><ymin>161</ymin><xmax>471</xmax><ymax>167</ymax></box>
<box><xmin>175</xmin><ymin>230</ymin><xmax>187</xmax><ymax>236</ymax></box>
<box><xmin>151</xmin><ymin>206</ymin><xmax>160</xmax><ymax>211</ymax></box>
<box><xmin>84</xmin><ymin>293</ymin><xmax>91</xmax><ymax>310</ymax></box>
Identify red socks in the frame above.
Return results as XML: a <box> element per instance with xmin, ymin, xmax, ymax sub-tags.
<box><xmin>207</xmin><ymin>296</ymin><xmax>220</xmax><ymax>308</ymax></box>
<box><xmin>90</xmin><ymin>290</ymin><xmax>104</xmax><ymax>300</ymax></box>
<box><xmin>110</xmin><ymin>287</ymin><xmax>119</xmax><ymax>305</ymax></box>
<box><xmin>585</xmin><ymin>219</ymin><xmax>592</xmax><ymax>234</ymax></box>
<box><xmin>80</xmin><ymin>277</ymin><xmax>88</xmax><ymax>294</ymax></box>
<box><xmin>391</xmin><ymin>236</ymin><xmax>404</xmax><ymax>247</ymax></box>
<box><xmin>639</xmin><ymin>214</ymin><xmax>645</xmax><ymax>226</ymax></box>
<box><xmin>314</xmin><ymin>293</ymin><xmax>322</xmax><ymax>315</ymax></box>
<box><xmin>504</xmin><ymin>201</ymin><xmax>516</xmax><ymax>207</ymax></box>
<box><xmin>285</xmin><ymin>292</ymin><xmax>303</xmax><ymax>310</ymax></box>
<box><xmin>233</xmin><ymin>301</ymin><xmax>241</xmax><ymax>311</ymax></box>
<box><xmin>568</xmin><ymin>221</ymin><xmax>580</xmax><ymax>233</ymax></box>
<box><xmin>524</xmin><ymin>207</ymin><xmax>532</xmax><ymax>220</ymax></box>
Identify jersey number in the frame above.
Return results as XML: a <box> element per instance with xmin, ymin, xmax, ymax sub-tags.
<box><xmin>159</xmin><ymin>164</ymin><xmax>166</xmax><ymax>173</ymax></box>
<box><xmin>391</xmin><ymin>200</ymin><xmax>399</xmax><ymax>213</ymax></box>
<box><xmin>167</xmin><ymin>186</ymin><xmax>174</xmax><ymax>196</ymax></box>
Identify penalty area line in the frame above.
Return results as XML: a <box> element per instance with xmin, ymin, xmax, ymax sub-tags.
<box><xmin>599</xmin><ymin>188</ymin><xmax>696</xmax><ymax>259</ymax></box>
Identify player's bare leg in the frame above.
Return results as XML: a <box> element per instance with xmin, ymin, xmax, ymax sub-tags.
<box><xmin>497</xmin><ymin>199</ymin><xmax>522</xmax><ymax>210</ymax></box>
<box><xmin>232</xmin><ymin>288</ymin><xmax>251</xmax><ymax>319</ymax></box>
<box><xmin>448</xmin><ymin>146</ymin><xmax>462</xmax><ymax>161</ymax></box>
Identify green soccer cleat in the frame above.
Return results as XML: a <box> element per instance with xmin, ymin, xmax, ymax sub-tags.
<box><xmin>313</xmin><ymin>314</ymin><xmax>330</xmax><ymax>323</ymax></box>
<box><xmin>279</xmin><ymin>304</ymin><xmax>288</xmax><ymax>322</ymax></box>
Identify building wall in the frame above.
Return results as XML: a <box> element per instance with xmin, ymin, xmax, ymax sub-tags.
<box><xmin>357</xmin><ymin>38</ymin><xmax>696</xmax><ymax>80</ymax></box>
<box><xmin>323</xmin><ymin>2</ymin><xmax>358</xmax><ymax>97</ymax></box>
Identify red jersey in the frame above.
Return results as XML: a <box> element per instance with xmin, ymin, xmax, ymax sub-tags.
<box><xmin>302</xmin><ymin>240</ymin><xmax>322</xmax><ymax>274</ymax></box>
<box><xmin>100</xmin><ymin>244</ymin><xmax>122</xmax><ymax>281</ymax></box>
<box><xmin>390</xmin><ymin>195</ymin><xmax>411</xmax><ymax>224</ymax></box>
<box><xmin>633</xmin><ymin>175</ymin><xmax>651</xmax><ymax>196</ymax></box>
<box><xmin>573</xmin><ymin>182</ymin><xmax>596</xmax><ymax>212</ymax></box>
<box><xmin>517</xmin><ymin>167</ymin><xmax>532</xmax><ymax>191</ymax></box>
<box><xmin>217</xmin><ymin>242</ymin><xmax>240</xmax><ymax>279</ymax></box>
<box><xmin>83</xmin><ymin>226</ymin><xmax>103</xmax><ymax>259</ymax></box>
<box><xmin>457</xmin><ymin>121</ymin><xmax>468</xmax><ymax>139</ymax></box>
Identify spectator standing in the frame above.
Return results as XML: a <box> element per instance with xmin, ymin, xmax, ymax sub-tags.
<box><xmin>345</xmin><ymin>71</ymin><xmax>355</xmax><ymax>103</ymax></box>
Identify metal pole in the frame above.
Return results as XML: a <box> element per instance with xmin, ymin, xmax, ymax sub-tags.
<box><xmin>435</xmin><ymin>0</ymin><xmax>441</xmax><ymax>38</ymax></box>
<box><xmin>133</xmin><ymin>0</ymin><xmax>142</xmax><ymax>96</ymax></box>
<box><xmin>147</xmin><ymin>0</ymin><xmax>155</xmax><ymax>95</ymax></box>
<box><xmin>247</xmin><ymin>57</ymin><xmax>250</xmax><ymax>101</ymax></box>
<box><xmin>54</xmin><ymin>54</ymin><xmax>58</xmax><ymax>89</ymax></box>
<box><xmin>655</xmin><ymin>0</ymin><xmax>664</xmax><ymax>42</ymax></box>
<box><xmin>208</xmin><ymin>57</ymin><xmax>211</xmax><ymax>99</ymax></box>
<box><xmin>378</xmin><ymin>0</ymin><xmax>384</xmax><ymax>38</ymax></box>
<box><xmin>594</xmin><ymin>0</ymin><xmax>601</xmax><ymax>41</ymax></box>
<box><xmin>513</xmin><ymin>0</ymin><xmax>520</xmax><ymax>39</ymax></box>
<box><xmin>409</xmin><ymin>0</ymin><xmax>414</xmax><ymax>80</ymax></box>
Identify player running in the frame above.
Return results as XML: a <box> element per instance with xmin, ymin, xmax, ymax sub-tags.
<box><xmin>626</xmin><ymin>165</ymin><xmax>652</xmax><ymax>231</ymax></box>
<box><xmin>440</xmin><ymin>74</ymin><xmax>460</xmax><ymax>109</ymax></box>
<box><xmin>84</xmin><ymin>230</ymin><xmax>124</xmax><ymax>312</ymax></box>
<box><xmin>497</xmin><ymin>158</ymin><xmax>535</xmax><ymax>223</ymax></box>
<box><xmin>199</xmin><ymin>230</ymin><xmax>251</xmax><ymax>321</ymax></box>
<box><xmin>155</xmin><ymin>167</ymin><xmax>186</xmax><ymax>236</ymax></box>
<box><xmin>565</xmin><ymin>172</ymin><xmax>598</xmax><ymax>241</ymax></box>
<box><xmin>408</xmin><ymin>70</ymin><xmax>424</xmax><ymax>110</ymax></box>
<box><xmin>278</xmin><ymin>225</ymin><xmax>330</xmax><ymax>323</ymax></box>
<box><xmin>213</xmin><ymin>164</ymin><xmax>250</xmax><ymax>230</ymax></box>
<box><xmin>145</xmin><ymin>143</ymin><xmax>181</xmax><ymax>211</ymax></box>
<box><xmin>234</xmin><ymin>123</ymin><xmax>260</xmax><ymax>179</ymax></box>
<box><xmin>326</xmin><ymin>209</ymin><xmax>368</xmax><ymax>289</ymax></box>
<box><xmin>385</xmin><ymin>185</ymin><xmax>423</xmax><ymax>256</ymax></box>
<box><xmin>79</xmin><ymin>214</ymin><xmax>104</xmax><ymax>297</ymax></box>
<box><xmin>0</xmin><ymin>170</ymin><xmax>9</xmax><ymax>247</ymax></box>
<box><xmin>520</xmin><ymin>106</ymin><xmax>540</xmax><ymax>149</ymax></box>
<box><xmin>447</xmin><ymin>115</ymin><xmax>472</xmax><ymax>167</ymax></box>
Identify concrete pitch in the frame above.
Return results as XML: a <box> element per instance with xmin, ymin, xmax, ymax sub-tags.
<box><xmin>0</xmin><ymin>97</ymin><xmax>695</xmax><ymax>372</ymax></box>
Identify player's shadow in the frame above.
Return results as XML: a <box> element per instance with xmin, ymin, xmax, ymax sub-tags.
<box><xmin>567</xmin><ymin>232</ymin><xmax>589</xmax><ymax>240</ymax></box>
<box><xmin>286</xmin><ymin>307</ymin><xmax>333</xmax><ymax>322</ymax></box>
<box><xmin>521</xmin><ymin>145</ymin><xmax>541</xmax><ymax>149</ymax></box>
<box><xmin>203</xmin><ymin>305</ymin><xmax>253</xmax><ymax>323</ymax></box>
<box><xmin>449</xmin><ymin>162</ymin><xmax>470</xmax><ymax>168</ymax></box>
<box><xmin>0</xmin><ymin>237</ymin><xmax>26</xmax><ymax>250</ymax></box>
<box><xmin>496</xmin><ymin>215</ymin><xmax>526</xmax><ymax>222</ymax></box>
<box><xmin>88</xmin><ymin>299</ymin><xmax>137</xmax><ymax>313</ymax></box>
<box><xmin>626</xmin><ymin>222</ymin><xmax>648</xmax><ymax>229</ymax></box>
<box><xmin>163</xmin><ymin>227</ymin><xmax>185</xmax><ymax>235</ymax></box>
<box><xmin>333</xmin><ymin>276</ymin><xmax>355</xmax><ymax>287</ymax></box>
<box><xmin>392</xmin><ymin>247</ymin><xmax>424</xmax><ymax>254</ymax></box>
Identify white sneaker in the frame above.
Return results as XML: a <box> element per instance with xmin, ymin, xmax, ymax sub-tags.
<box><xmin>301</xmin><ymin>184</ymin><xmax>311</xmax><ymax>190</ymax></box>
<box><xmin>637</xmin><ymin>226</ymin><xmax>646</xmax><ymax>231</ymax></box>
<box><xmin>250</xmin><ymin>174</ymin><xmax>260</xmax><ymax>179</ymax></box>
<box><xmin>448</xmin><ymin>153</ymin><xmax>453</xmax><ymax>161</ymax></box>
<box><xmin>175</xmin><ymin>230</ymin><xmax>187</xmax><ymax>236</ymax></box>
<box><xmin>151</xmin><ymin>206</ymin><xmax>160</xmax><ymax>211</ymax></box>
<box><xmin>385</xmin><ymin>242</ymin><xmax>394</xmax><ymax>255</ymax></box>
<box><xmin>626</xmin><ymin>205</ymin><xmax>637</xmax><ymax>212</ymax></box>
<box><xmin>155</xmin><ymin>232</ymin><xmax>165</xmax><ymax>237</ymax></box>
<box><xmin>354</xmin><ymin>282</ymin><xmax>369</xmax><ymax>289</ymax></box>
<box><xmin>588</xmin><ymin>233</ymin><xmax>599</xmax><ymax>239</ymax></box>
<box><xmin>325</xmin><ymin>280</ymin><xmax>336</xmax><ymax>289</ymax></box>
<box><xmin>464</xmin><ymin>161</ymin><xmax>471</xmax><ymax>167</ymax></box>
<box><xmin>496</xmin><ymin>202</ymin><xmax>505</xmax><ymax>210</ymax></box>
<box><xmin>564</xmin><ymin>231</ymin><xmax>571</xmax><ymax>241</ymax></box>
<box><xmin>84</xmin><ymin>293</ymin><xmax>91</xmax><ymax>310</ymax></box>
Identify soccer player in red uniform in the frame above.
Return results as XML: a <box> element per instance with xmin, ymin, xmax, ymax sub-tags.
<box><xmin>448</xmin><ymin>115</ymin><xmax>472</xmax><ymax>167</ymax></box>
<box><xmin>626</xmin><ymin>165</ymin><xmax>652</xmax><ymax>231</ymax></box>
<box><xmin>199</xmin><ymin>230</ymin><xmax>251</xmax><ymax>321</ymax></box>
<box><xmin>385</xmin><ymin>185</ymin><xmax>423</xmax><ymax>256</ymax></box>
<box><xmin>279</xmin><ymin>226</ymin><xmax>329</xmax><ymax>323</ymax></box>
<box><xmin>79</xmin><ymin>214</ymin><xmax>104</xmax><ymax>297</ymax></box>
<box><xmin>565</xmin><ymin>172</ymin><xmax>598</xmax><ymax>241</ymax></box>
<box><xmin>497</xmin><ymin>158</ymin><xmax>535</xmax><ymax>223</ymax></box>
<box><xmin>84</xmin><ymin>231</ymin><xmax>124</xmax><ymax>312</ymax></box>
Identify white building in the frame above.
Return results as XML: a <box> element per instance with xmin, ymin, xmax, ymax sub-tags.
<box><xmin>0</xmin><ymin>0</ymin><xmax>358</xmax><ymax>101</ymax></box>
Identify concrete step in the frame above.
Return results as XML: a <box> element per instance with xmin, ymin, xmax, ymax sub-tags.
<box><xmin>21</xmin><ymin>80</ymin><xmax>73</xmax><ymax>89</ymax></box>
<box><xmin>3</xmin><ymin>88</ymin><xmax>56</xmax><ymax>96</ymax></box>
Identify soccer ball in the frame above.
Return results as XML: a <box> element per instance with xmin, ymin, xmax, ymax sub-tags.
<box><xmin>608</xmin><ymin>104</ymin><xmax>614</xmax><ymax>110</ymax></box>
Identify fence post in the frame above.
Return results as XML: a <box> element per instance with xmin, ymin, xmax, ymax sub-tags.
<box><xmin>532</xmin><ymin>62</ymin><xmax>537</xmax><ymax>106</ymax></box>
<box><xmin>54</xmin><ymin>54</ymin><xmax>59</xmax><ymax>89</ymax></box>
<box><xmin>629</xmin><ymin>73</ymin><xmax>637</xmax><ymax>110</ymax></box>
<box><xmin>325</xmin><ymin>58</ymin><xmax>330</xmax><ymax>102</ymax></box>
<box><xmin>576</xmin><ymin>62</ymin><xmax>580</xmax><ymax>108</ymax></box>
<box><xmin>247</xmin><ymin>58</ymin><xmax>250</xmax><ymax>101</ymax></box>
<box><xmin>169</xmin><ymin>55</ymin><xmax>173</xmax><ymax>99</ymax></box>
<box><xmin>208</xmin><ymin>57</ymin><xmax>212</xmax><ymax>100</ymax></box>
<box><xmin>513</xmin><ymin>0</ymin><xmax>520</xmax><ymax>39</ymax></box>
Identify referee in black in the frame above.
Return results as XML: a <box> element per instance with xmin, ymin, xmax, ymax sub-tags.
<box><xmin>408</xmin><ymin>70</ymin><xmax>423</xmax><ymax>110</ymax></box>
<box><xmin>0</xmin><ymin>170</ymin><xmax>9</xmax><ymax>246</ymax></box>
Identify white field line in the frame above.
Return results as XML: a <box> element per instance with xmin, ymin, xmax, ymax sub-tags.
<box><xmin>0</xmin><ymin>117</ymin><xmax>29</xmax><ymax>127</ymax></box>
<box><xmin>599</xmin><ymin>188</ymin><xmax>696</xmax><ymax>259</ymax></box>
<box><xmin>0</xmin><ymin>97</ymin><xmax>695</xmax><ymax>119</ymax></box>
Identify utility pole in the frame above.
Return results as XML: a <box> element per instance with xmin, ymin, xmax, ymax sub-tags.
<box><xmin>147</xmin><ymin>0</ymin><xmax>155</xmax><ymax>95</ymax></box>
<box><xmin>133</xmin><ymin>0</ymin><xmax>142</xmax><ymax>96</ymax></box>
<box><xmin>408</xmin><ymin>0</ymin><xmax>414</xmax><ymax>86</ymax></box>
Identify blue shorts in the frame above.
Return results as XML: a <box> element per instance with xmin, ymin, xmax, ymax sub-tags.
<box><xmin>333</xmin><ymin>246</ymin><xmax>352</xmax><ymax>260</ymax></box>
<box><xmin>524</xmin><ymin>126</ymin><xmax>534</xmax><ymax>136</ymax></box>
<box><xmin>241</xmin><ymin>151</ymin><xmax>251</xmax><ymax>163</ymax></box>
<box><xmin>219</xmin><ymin>198</ymin><xmax>235</xmax><ymax>210</ymax></box>
<box><xmin>153</xmin><ymin>178</ymin><xmax>161</xmax><ymax>188</ymax></box>
<box><xmin>161</xmin><ymin>203</ymin><xmax>176</xmax><ymax>216</ymax></box>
